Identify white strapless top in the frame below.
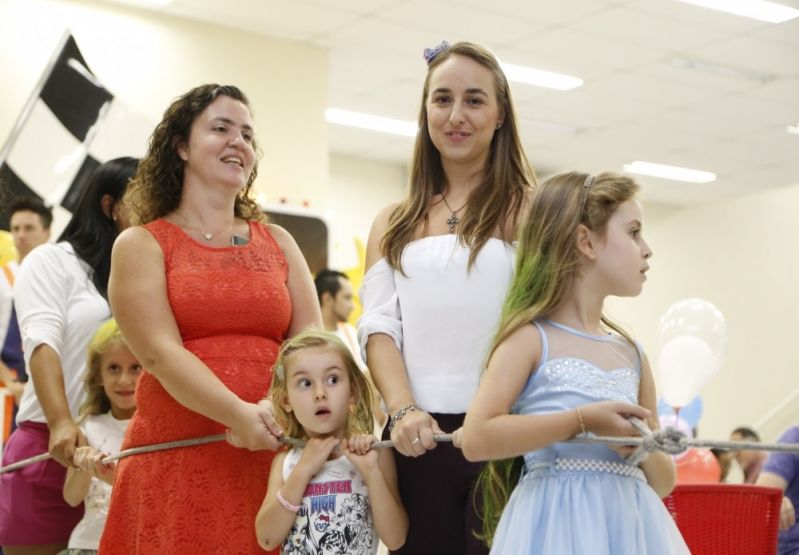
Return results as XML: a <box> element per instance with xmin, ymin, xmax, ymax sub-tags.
<box><xmin>358</xmin><ymin>235</ymin><xmax>515</xmax><ymax>413</ymax></box>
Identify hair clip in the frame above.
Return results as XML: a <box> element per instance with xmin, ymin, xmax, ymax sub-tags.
<box><xmin>580</xmin><ymin>175</ymin><xmax>595</xmax><ymax>213</ymax></box>
<box><xmin>423</xmin><ymin>40</ymin><xmax>450</xmax><ymax>65</ymax></box>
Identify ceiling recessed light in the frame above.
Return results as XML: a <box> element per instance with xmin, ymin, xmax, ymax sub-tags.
<box><xmin>501</xmin><ymin>63</ymin><xmax>583</xmax><ymax>91</ymax></box>
<box><xmin>623</xmin><ymin>161</ymin><xmax>717</xmax><ymax>183</ymax></box>
<box><xmin>676</xmin><ymin>0</ymin><xmax>799</xmax><ymax>23</ymax></box>
<box><xmin>325</xmin><ymin>108</ymin><xmax>417</xmax><ymax>137</ymax></box>
<box><xmin>787</xmin><ymin>124</ymin><xmax>799</xmax><ymax>135</ymax></box>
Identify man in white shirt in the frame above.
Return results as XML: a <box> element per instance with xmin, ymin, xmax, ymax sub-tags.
<box><xmin>314</xmin><ymin>269</ymin><xmax>363</xmax><ymax>365</ymax></box>
<box><xmin>1</xmin><ymin>198</ymin><xmax>52</xmax><ymax>407</ymax></box>
<box><xmin>314</xmin><ymin>268</ymin><xmax>385</xmax><ymax>428</ymax></box>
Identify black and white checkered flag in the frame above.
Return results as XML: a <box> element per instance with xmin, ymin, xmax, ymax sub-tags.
<box><xmin>0</xmin><ymin>30</ymin><xmax>151</xmax><ymax>231</ymax></box>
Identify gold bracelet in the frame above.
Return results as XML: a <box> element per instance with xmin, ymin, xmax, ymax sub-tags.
<box><xmin>575</xmin><ymin>407</ymin><xmax>587</xmax><ymax>436</ymax></box>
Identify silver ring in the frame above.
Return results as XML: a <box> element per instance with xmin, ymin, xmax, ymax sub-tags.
<box><xmin>411</xmin><ymin>437</ymin><xmax>420</xmax><ymax>445</ymax></box>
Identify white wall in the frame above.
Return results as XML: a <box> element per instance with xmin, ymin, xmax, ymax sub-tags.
<box><xmin>0</xmin><ymin>0</ymin><xmax>329</xmax><ymax>207</ymax></box>
<box><xmin>327</xmin><ymin>154</ymin><xmax>407</xmax><ymax>269</ymax></box>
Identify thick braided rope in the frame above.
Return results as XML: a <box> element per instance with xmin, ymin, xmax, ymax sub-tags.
<box><xmin>4</xmin><ymin>423</ymin><xmax>799</xmax><ymax>474</ymax></box>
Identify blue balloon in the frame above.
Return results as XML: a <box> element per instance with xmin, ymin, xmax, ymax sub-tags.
<box><xmin>658</xmin><ymin>395</ymin><xmax>703</xmax><ymax>428</ymax></box>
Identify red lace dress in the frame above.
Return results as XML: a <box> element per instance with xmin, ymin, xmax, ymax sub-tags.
<box><xmin>100</xmin><ymin>219</ymin><xmax>290</xmax><ymax>554</ymax></box>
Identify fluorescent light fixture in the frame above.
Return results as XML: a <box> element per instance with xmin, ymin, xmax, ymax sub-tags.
<box><xmin>623</xmin><ymin>161</ymin><xmax>716</xmax><ymax>183</ymax></box>
<box><xmin>501</xmin><ymin>63</ymin><xmax>583</xmax><ymax>91</ymax></box>
<box><xmin>787</xmin><ymin>124</ymin><xmax>799</xmax><ymax>135</ymax></box>
<box><xmin>325</xmin><ymin>108</ymin><xmax>417</xmax><ymax>137</ymax></box>
<box><xmin>676</xmin><ymin>0</ymin><xmax>799</xmax><ymax>23</ymax></box>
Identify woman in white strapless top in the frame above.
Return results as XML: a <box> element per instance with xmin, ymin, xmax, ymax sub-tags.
<box><xmin>358</xmin><ymin>41</ymin><xmax>536</xmax><ymax>555</ymax></box>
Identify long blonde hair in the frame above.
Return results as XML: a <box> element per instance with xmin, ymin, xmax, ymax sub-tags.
<box><xmin>381</xmin><ymin>42</ymin><xmax>536</xmax><ymax>272</ymax></box>
<box><xmin>478</xmin><ymin>171</ymin><xmax>641</xmax><ymax>546</ymax></box>
<box><xmin>270</xmin><ymin>330</ymin><xmax>374</xmax><ymax>441</ymax></box>
<box><xmin>79</xmin><ymin>319</ymin><xmax>125</xmax><ymax>418</ymax></box>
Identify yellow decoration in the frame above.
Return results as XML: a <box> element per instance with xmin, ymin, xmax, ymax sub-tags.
<box><xmin>343</xmin><ymin>237</ymin><xmax>366</xmax><ymax>325</ymax></box>
<box><xmin>0</xmin><ymin>232</ymin><xmax>17</xmax><ymax>267</ymax></box>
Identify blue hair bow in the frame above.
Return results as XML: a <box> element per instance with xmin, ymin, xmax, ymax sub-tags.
<box><xmin>423</xmin><ymin>40</ymin><xmax>451</xmax><ymax>65</ymax></box>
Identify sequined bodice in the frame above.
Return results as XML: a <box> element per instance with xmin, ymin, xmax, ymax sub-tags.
<box><xmin>514</xmin><ymin>320</ymin><xmax>641</xmax><ymax>469</ymax></box>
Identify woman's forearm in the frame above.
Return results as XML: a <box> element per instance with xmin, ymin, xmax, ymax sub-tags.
<box><xmin>29</xmin><ymin>344</ymin><xmax>72</xmax><ymax>427</ymax></box>
<box><xmin>365</xmin><ymin>334</ymin><xmax>414</xmax><ymax>415</ymax></box>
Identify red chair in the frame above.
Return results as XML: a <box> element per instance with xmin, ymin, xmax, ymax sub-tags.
<box><xmin>662</xmin><ymin>484</ymin><xmax>782</xmax><ymax>554</ymax></box>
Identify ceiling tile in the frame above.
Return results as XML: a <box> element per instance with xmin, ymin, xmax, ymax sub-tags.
<box><xmin>693</xmin><ymin>35</ymin><xmax>799</xmax><ymax>76</ymax></box>
<box><xmin>566</xmin><ymin>5</ymin><xmax>739</xmax><ymax>51</ymax></box>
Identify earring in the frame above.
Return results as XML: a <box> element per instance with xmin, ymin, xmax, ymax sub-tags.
<box><xmin>496</xmin><ymin>122</ymin><xmax>503</xmax><ymax>130</ymax></box>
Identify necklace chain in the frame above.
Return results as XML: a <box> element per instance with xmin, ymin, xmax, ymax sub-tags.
<box><xmin>175</xmin><ymin>212</ymin><xmax>234</xmax><ymax>242</ymax></box>
<box><xmin>441</xmin><ymin>192</ymin><xmax>468</xmax><ymax>233</ymax></box>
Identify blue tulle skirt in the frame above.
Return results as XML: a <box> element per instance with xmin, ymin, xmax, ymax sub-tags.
<box><xmin>490</xmin><ymin>464</ymin><xmax>690</xmax><ymax>554</ymax></box>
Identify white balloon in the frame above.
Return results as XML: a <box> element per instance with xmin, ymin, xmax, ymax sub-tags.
<box><xmin>657</xmin><ymin>335</ymin><xmax>717</xmax><ymax>408</ymax></box>
<box><xmin>657</xmin><ymin>298</ymin><xmax>726</xmax><ymax>364</ymax></box>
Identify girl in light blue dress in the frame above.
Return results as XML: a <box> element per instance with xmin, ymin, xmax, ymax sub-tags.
<box><xmin>461</xmin><ymin>171</ymin><xmax>689</xmax><ymax>554</ymax></box>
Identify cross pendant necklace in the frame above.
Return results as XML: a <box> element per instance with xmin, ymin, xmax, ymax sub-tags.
<box><xmin>446</xmin><ymin>213</ymin><xmax>460</xmax><ymax>232</ymax></box>
<box><xmin>441</xmin><ymin>192</ymin><xmax>467</xmax><ymax>233</ymax></box>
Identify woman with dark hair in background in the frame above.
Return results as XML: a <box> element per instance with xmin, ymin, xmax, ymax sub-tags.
<box><xmin>100</xmin><ymin>84</ymin><xmax>319</xmax><ymax>553</ymax></box>
<box><xmin>0</xmin><ymin>157</ymin><xmax>138</xmax><ymax>555</ymax></box>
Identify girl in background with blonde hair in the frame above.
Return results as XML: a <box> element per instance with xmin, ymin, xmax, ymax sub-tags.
<box><xmin>62</xmin><ymin>319</ymin><xmax>141</xmax><ymax>554</ymax></box>
<box><xmin>461</xmin><ymin>172</ymin><xmax>689</xmax><ymax>553</ymax></box>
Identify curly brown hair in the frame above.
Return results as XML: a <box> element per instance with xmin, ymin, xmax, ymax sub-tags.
<box><xmin>125</xmin><ymin>84</ymin><xmax>262</xmax><ymax>224</ymax></box>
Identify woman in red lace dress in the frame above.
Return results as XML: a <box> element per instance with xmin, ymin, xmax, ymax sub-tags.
<box><xmin>100</xmin><ymin>84</ymin><xmax>321</xmax><ymax>553</ymax></box>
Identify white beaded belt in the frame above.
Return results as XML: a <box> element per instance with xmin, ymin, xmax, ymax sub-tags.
<box><xmin>525</xmin><ymin>457</ymin><xmax>645</xmax><ymax>482</ymax></box>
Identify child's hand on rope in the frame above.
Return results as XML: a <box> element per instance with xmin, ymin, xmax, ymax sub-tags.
<box><xmin>342</xmin><ymin>434</ymin><xmax>379</xmax><ymax>475</ymax></box>
<box><xmin>580</xmin><ymin>401</ymin><xmax>651</xmax><ymax>438</ymax></box>
<box><xmin>451</xmin><ymin>427</ymin><xmax>463</xmax><ymax>449</ymax></box>
<box><xmin>297</xmin><ymin>437</ymin><xmax>341</xmax><ymax>476</ymax></box>
<box><xmin>73</xmin><ymin>446</ymin><xmax>117</xmax><ymax>484</ymax></box>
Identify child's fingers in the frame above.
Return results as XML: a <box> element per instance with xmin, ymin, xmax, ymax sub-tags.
<box><xmin>353</xmin><ymin>435</ymin><xmax>375</xmax><ymax>454</ymax></box>
<box><xmin>451</xmin><ymin>428</ymin><xmax>463</xmax><ymax>449</ymax></box>
<box><xmin>322</xmin><ymin>437</ymin><xmax>341</xmax><ymax>455</ymax></box>
<box><xmin>615</xmin><ymin>402</ymin><xmax>651</xmax><ymax>420</ymax></box>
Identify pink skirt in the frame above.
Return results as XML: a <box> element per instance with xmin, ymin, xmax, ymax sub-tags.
<box><xmin>0</xmin><ymin>421</ymin><xmax>84</xmax><ymax>545</ymax></box>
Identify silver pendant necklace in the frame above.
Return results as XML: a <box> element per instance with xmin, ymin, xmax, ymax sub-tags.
<box><xmin>175</xmin><ymin>212</ymin><xmax>233</xmax><ymax>242</ymax></box>
<box><xmin>440</xmin><ymin>192</ymin><xmax>468</xmax><ymax>233</ymax></box>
